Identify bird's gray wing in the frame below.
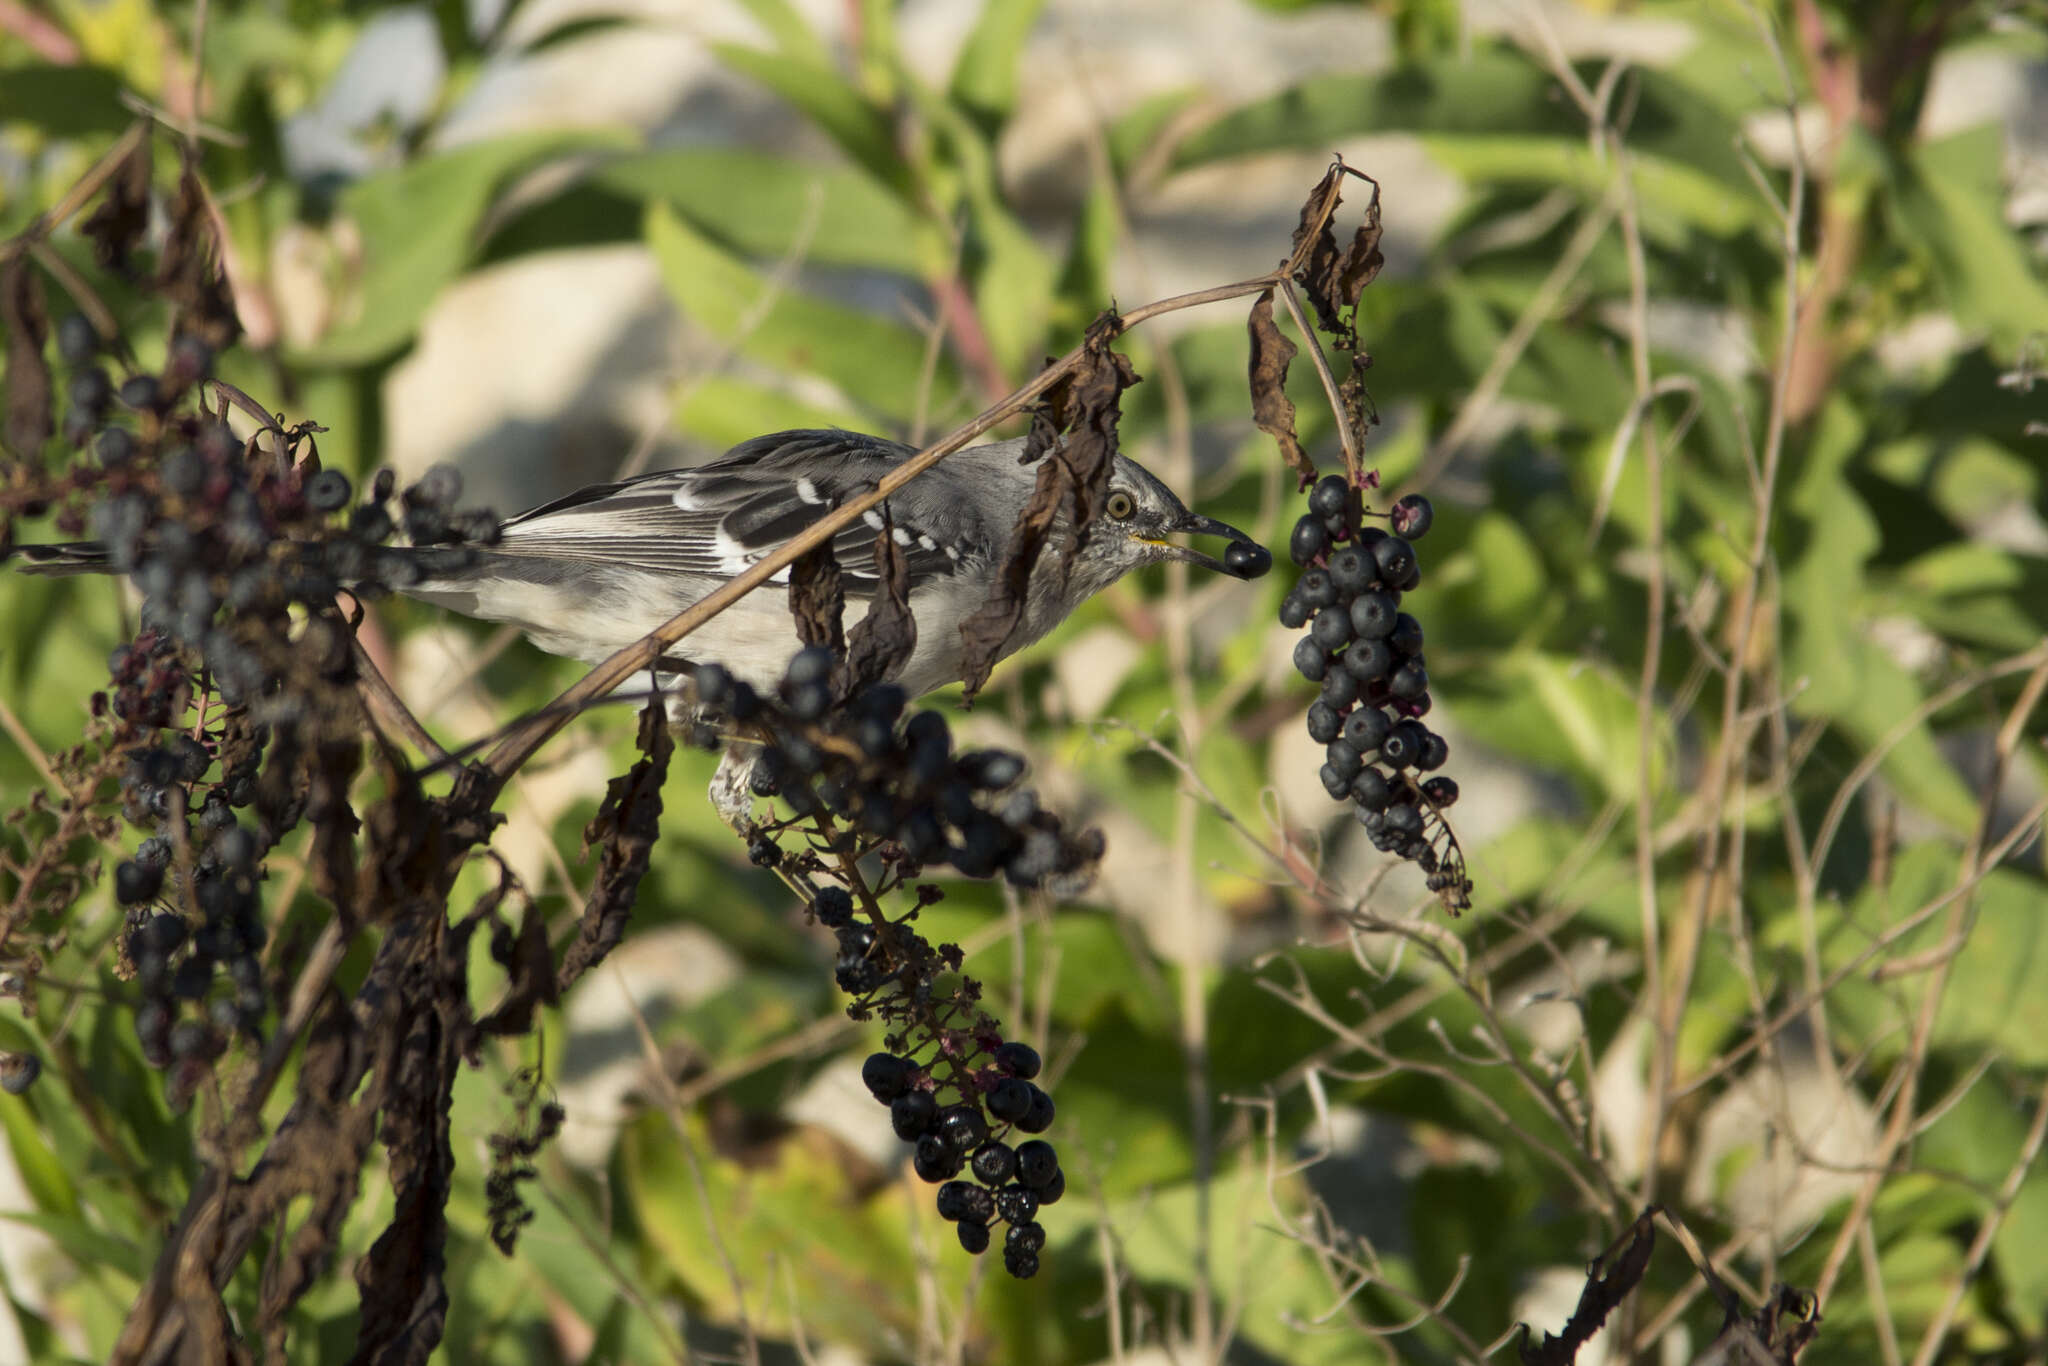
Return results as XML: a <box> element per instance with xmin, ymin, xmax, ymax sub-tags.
<box><xmin>487</xmin><ymin>429</ymin><xmax>985</xmax><ymax>593</ymax></box>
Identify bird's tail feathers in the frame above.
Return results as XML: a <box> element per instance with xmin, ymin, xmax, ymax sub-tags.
<box><xmin>10</xmin><ymin>542</ymin><xmax>115</xmax><ymax>576</ymax></box>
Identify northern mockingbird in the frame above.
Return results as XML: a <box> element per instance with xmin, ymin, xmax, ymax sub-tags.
<box><xmin>392</xmin><ymin>428</ymin><xmax>1271</xmax><ymax>696</ymax></box>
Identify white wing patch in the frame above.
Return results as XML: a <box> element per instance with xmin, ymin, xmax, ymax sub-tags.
<box><xmin>796</xmin><ymin>477</ymin><xmax>823</xmax><ymax>505</ymax></box>
<box><xmin>670</xmin><ymin>481</ymin><xmax>706</xmax><ymax>512</ymax></box>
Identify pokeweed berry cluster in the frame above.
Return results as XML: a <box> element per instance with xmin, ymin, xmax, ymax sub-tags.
<box><xmin>30</xmin><ymin>316</ymin><xmax>506</xmax><ymax>1103</ymax></box>
<box><xmin>861</xmin><ymin>1029</ymin><xmax>1063</xmax><ymax>1278</ymax></box>
<box><xmin>1278</xmin><ymin>475</ymin><xmax>1472</xmax><ymax>910</ymax></box>
<box><xmin>702</xmin><ymin>647</ymin><xmax>1105</xmax><ymax>889</ymax></box>
<box><xmin>696</xmin><ymin>650</ymin><xmax>1100</xmax><ymax>1279</ymax></box>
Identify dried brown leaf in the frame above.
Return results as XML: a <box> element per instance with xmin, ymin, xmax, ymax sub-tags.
<box><xmin>843</xmin><ymin>510</ymin><xmax>917</xmax><ymax>693</ymax></box>
<box><xmin>1248</xmin><ymin>289</ymin><xmax>1314</xmax><ymax>488</ymax></box>
<box><xmin>1</xmin><ymin>254</ymin><xmax>52</xmax><ymax>460</ymax></box>
<box><xmin>156</xmin><ymin>156</ymin><xmax>241</xmax><ymax>353</ymax></box>
<box><xmin>956</xmin><ymin>313</ymin><xmax>1136</xmax><ymax>701</ymax></box>
<box><xmin>1518</xmin><ymin>1209</ymin><xmax>1657</xmax><ymax>1365</ymax></box>
<box><xmin>554</xmin><ymin>695</ymin><xmax>672</xmax><ymax>994</ymax></box>
<box><xmin>82</xmin><ymin>133</ymin><xmax>152</xmax><ymax>275</ymax></box>
<box><xmin>788</xmin><ymin>540</ymin><xmax>846</xmax><ymax>658</ymax></box>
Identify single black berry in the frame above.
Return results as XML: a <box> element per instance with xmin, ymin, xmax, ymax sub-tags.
<box><xmin>1422</xmin><ymin>776</ymin><xmax>1460</xmax><ymax>807</ymax></box>
<box><xmin>1389</xmin><ymin>613</ymin><xmax>1424</xmax><ymax>656</ymax></box>
<box><xmin>1292</xmin><ymin>637</ymin><xmax>1328</xmax><ymax>683</ymax></box>
<box><xmin>1006</xmin><ymin>1220</ymin><xmax>1047</xmax><ymax>1254</ymax></box>
<box><xmin>1017</xmin><ymin>1085</ymin><xmax>1055</xmax><ymax>1134</ymax></box>
<box><xmin>1289</xmin><ymin>516</ymin><xmax>1329</xmax><ymax>566</ymax></box>
<box><xmin>914</xmin><ymin>1133</ymin><xmax>961</xmax><ymax>1181</ymax></box>
<box><xmin>972</xmin><ymin>1141</ymin><xmax>1018</xmax><ymax>1185</ymax></box>
<box><xmin>0</xmin><ymin>1053</ymin><xmax>40</xmax><ymax>1095</ymax></box>
<box><xmin>1015</xmin><ymin>1140</ymin><xmax>1060</xmax><ymax>1188</ymax></box>
<box><xmin>1328</xmin><ymin>546</ymin><xmax>1373</xmax><ymax>594</ymax></box>
<box><xmin>1343</xmin><ymin>707</ymin><xmax>1390</xmax><ymax>753</ymax></box>
<box><xmin>1392</xmin><ymin>493</ymin><xmax>1433</xmax><ymax>539</ymax></box>
<box><xmin>1305</xmin><ymin>700</ymin><xmax>1343</xmax><ymax>745</ymax></box>
<box><xmin>1278</xmin><ymin>592</ymin><xmax>1311</xmax><ymax>631</ymax></box>
<box><xmin>1325</xmin><ymin>741</ymin><xmax>1362</xmax><ymax>782</ymax></box>
<box><xmin>56</xmin><ymin>312</ymin><xmax>100</xmax><ymax>364</ymax></box>
<box><xmin>1370</xmin><ymin>535</ymin><xmax>1415</xmax><ymax>584</ymax></box>
<box><xmin>1224</xmin><ymin>540</ymin><xmax>1271</xmax><ymax>579</ymax></box>
<box><xmin>1310</xmin><ymin>606</ymin><xmax>1351</xmax><ymax>651</ymax></box>
<box><xmin>992</xmin><ymin>1040</ymin><xmax>1041</xmax><ymax>1079</ymax></box>
<box><xmin>994</xmin><ymin>1184</ymin><xmax>1040</xmax><ymax>1224</ymax></box>
<box><xmin>986</xmin><ymin>1076</ymin><xmax>1034</xmax><ymax>1124</ymax></box>
<box><xmin>812</xmin><ymin>887</ymin><xmax>854</xmax><ymax>928</ymax></box>
<box><xmin>306</xmin><ymin>469</ymin><xmax>353</xmax><ymax>512</ymax></box>
<box><xmin>1343</xmin><ymin>638</ymin><xmax>1391</xmax><ymax>682</ymax></box>
<box><xmin>958</xmin><ymin>1219</ymin><xmax>991</xmax><ymax>1254</ymax></box>
<box><xmin>1004</xmin><ymin>1247</ymin><xmax>1040</xmax><ymax>1279</ymax></box>
<box><xmin>1319</xmin><ymin>764</ymin><xmax>1351</xmax><ymax>800</ymax></box>
<box><xmin>862</xmin><ymin>1052</ymin><xmax>916</xmax><ymax>1102</ymax></box>
<box><xmin>1319</xmin><ymin>669</ymin><xmax>1360</xmax><ymax>708</ymax></box>
<box><xmin>1349</xmin><ymin>591</ymin><xmax>1396</xmax><ymax>638</ymax></box>
<box><xmin>1351</xmin><ymin>766</ymin><xmax>1392</xmax><ymax>810</ymax></box>
<box><xmin>891</xmin><ymin>1089</ymin><xmax>937</xmax><ymax>1139</ymax></box>
<box><xmin>1308</xmin><ymin>474</ymin><xmax>1350</xmax><ymax>518</ymax></box>
<box><xmin>937</xmin><ymin>1104</ymin><xmax>988</xmax><ymax>1153</ymax></box>
<box><xmin>1379</xmin><ymin>726</ymin><xmax>1417</xmax><ymax>770</ymax></box>
<box><xmin>1417</xmin><ymin>729</ymin><xmax>1450</xmax><ymax>771</ymax></box>
<box><xmin>1297</xmin><ymin>569</ymin><xmax>1336</xmax><ymax>610</ymax></box>
<box><xmin>114</xmin><ymin>859</ymin><xmax>163</xmax><ymax>905</ymax></box>
<box><xmin>1389</xmin><ymin>660</ymin><xmax>1428</xmax><ymax>701</ymax></box>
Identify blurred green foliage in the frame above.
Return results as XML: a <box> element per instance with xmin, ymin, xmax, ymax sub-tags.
<box><xmin>3</xmin><ymin>0</ymin><xmax>2047</xmax><ymax>1363</ymax></box>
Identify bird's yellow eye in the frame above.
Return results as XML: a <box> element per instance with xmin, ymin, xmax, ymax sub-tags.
<box><xmin>1106</xmin><ymin>490</ymin><xmax>1136</xmax><ymax>521</ymax></box>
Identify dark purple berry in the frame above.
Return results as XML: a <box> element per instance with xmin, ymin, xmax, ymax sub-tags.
<box><xmin>1015</xmin><ymin>1140</ymin><xmax>1060</xmax><ymax>1188</ymax></box>
<box><xmin>1306</xmin><ymin>700</ymin><xmax>1343</xmax><ymax>745</ymax></box>
<box><xmin>993</xmin><ymin>1040</ymin><xmax>1041</xmax><ymax>1079</ymax></box>
<box><xmin>1224</xmin><ymin>540</ymin><xmax>1271</xmax><ymax>579</ymax></box>
<box><xmin>114</xmin><ymin>859</ymin><xmax>162</xmax><ymax>905</ymax></box>
<box><xmin>56</xmin><ymin>312</ymin><xmax>100</xmax><ymax>364</ymax></box>
<box><xmin>914</xmin><ymin>1134</ymin><xmax>961</xmax><ymax>1181</ymax></box>
<box><xmin>1417</xmin><ymin>729</ymin><xmax>1450</xmax><ymax>771</ymax></box>
<box><xmin>1326</xmin><ymin>741</ymin><xmax>1362</xmax><ymax>782</ymax></box>
<box><xmin>1343</xmin><ymin>707</ymin><xmax>1390</xmax><ymax>753</ymax></box>
<box><xmin>1389</xmin><ymin>660</ymin><xmax>1428</xmax><ymax>701</ymax></box>
<box><xmin>812</xmin><ymin>887</ymin><xmax>854</xmax><ymax>928</ymax></box>
<box><xmin>987</xmin><ymin>1076</ymin><xmax>1034</xmax><ymax>1124</ymax></box>
<box><xmin>1278</xmin><ymin>593</ymin><xmax>1311</xmax><ymax>630</ymax></box>
<box><xmin>1311</xmin><ymin>606</ymin><xmax>1351</xmax><ymax>651</ymax></box>
<box><xmin>306</xmin><ymin>469</ymin><xmax>353</xmax><ymax>512</ymax></box>
<box><xmin>1349</xmin><ymin>591</ymin><xmax>1396</xmax><ymax>638</ymax></box>
<box><xmin>891</xmin><ymin>1089</ymin><xmax>937</xmax><ymax>1140</ymax></box>
<box><xmin>1297</xmin><ymin>569</ymin><xmax>1336</xmax><ymax>610</ymax></box>
<box><xmin>1017</xmin><ymin>1085</ymin><xmax>1055</xmax><ymax>1134</ymax></box>
<box><xmin>1343</xmin><ymin>638</ymin><xmax>1391</xmax><ymax>681</ymax></box>
<box><xmin>1292</xmin><ymin>637</ymin><xmax>1328</xmax><ymax>683</ymax></box>
<box><xmin>958</xmin><ymin>1219</ymin><xmax>991</xmax><ymax>1254</ymax></box>
<box><xmin>1389</xmin><ymin>613</ymin><xmax>1424</xmax><ymax>656</ymax></box>
<box><xmin>1289</xmin><ymin>516</ymin><xmax>1329</xmax><ymax>566</ymax></box>
<box><xmin>862</xmin><ymin>1052</ymin><xmax>916</xmax><ymax>1102</ymax></box>
<box><xmin>1351</xmin><ymin>766</ymin><xmax>1392</xmax><ymax>810</ymax></box>
<box><xmin>0</xmin><ymin>1053</ymin><xmax>40</xmax><ymax>1095</ymax></box>
<box><xmin>1319</xmin><ymin>669</ymin><xmax>1360</xmax><ymax>708</ymax></box>
<box><xmin>1379</xmin><ymin>726</ymin><xmax>1417</xmax><ymax>770</ymax></box>
<box><xmin>1422</xmin><ymin>776</ymin><xmax>1460</xmax><ymax>807</ymax></box>
<box><xmin>1327</xmin><ymin>546</ymin><xmax>1373</xmax><ymax>594</ymax></box>
<box><xmin>972</xmin><ymin>1141</ymin><xmax>1018</xmax><ymax>1185</ymax></box>
<box><xmin>1370</xmin><ymin>535</ymin><xmax>1415</xmax><ymax>584</ymax></box>
<box><xmin>1006</xmin><ymin>1220</ymin><xmax>1046</xmax><ymax>1254</ymax></box>
<box><xmin>994</xmin><ymin>1184</ymin><xmax>1040</xmax><ymax>1224</ymax></box>
<box><xmin>937</xmin><ymin>1104</ymin><xmax>988</xmax><ymax>1153</ymax></box>
<box><xmin>1391</xmin><ymin>494</ymin><xmax>1433</xmax><ymax>539</ymax></box>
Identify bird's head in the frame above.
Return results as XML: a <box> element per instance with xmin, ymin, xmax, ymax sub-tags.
<box><xmin>1084</xmin><ymin>454</ymin><xmax>1272</xmax><ymax>584</ymax></box>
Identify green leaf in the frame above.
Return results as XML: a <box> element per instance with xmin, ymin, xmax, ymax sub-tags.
<box><xmin>645</xmin><ymin>200</ymin><xmax>952</xmax><ymax>425</ymax></box>
<box><xmin>0</xmin><ymin>67</ymin><xmax>130</xmax><ymax>138</ymax></box>
<box><xmin>1893</xmin><ymin>122</ymin><xmax>2048</xmax><ymax>359</ymax></box>
<box><xmin>0</xmin><ymin>1094</ymin><xmax>77</xmax><ymax>1219</ymax></box>
<box><xmin>710</xmin><ymin>44</ymin><xmax>915</xmax><ymax>200</ymax></box>
<box><xmin>675</xmin><ymin>376</ymin><xmax>860</xmax><ymax>448</ymax></box>
<box><xmin>623</xmin><ymin>1111</ymin><xmax>931</xmax><ymax>1351</ymax></box>
<box><xmin>948</xmin><ymin>0</ymin><xmax>1047</xmax><ymax>133</ymax></box>
<box><xmin>594</xmin><ymin>148</ymin><xmax>927</xmax><ymax>273</ymax></box>
<box><xmin>304</xmin><ymin>129</ymin><xmax>626</xmax><ymax>365</ymax></box>
<box><xmin>1176</xmin><ymin>48</ymin><xmax>1759</xmax><ymax>233</ymax></box>
<box><xmin>0</xmin><ymin>1211</ymin><xmax>143</xmax><ymax>1282</ymax></box>
<box><xmin>727</xmin><ymin>0</ymin><xmax>831</xmax><ymax>65</ymax></box>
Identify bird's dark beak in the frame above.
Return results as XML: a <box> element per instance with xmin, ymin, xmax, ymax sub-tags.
<box><xmin>1146</xmin><ymin>511</ymin><xmax>1272</xmax><ymax>581</ymax></box>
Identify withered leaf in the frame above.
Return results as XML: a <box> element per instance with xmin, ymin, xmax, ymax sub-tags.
<box><xmin>0</xmin><ymin>254</ymin><xmax>52</xmax><ymax>460</ymax></box>
<box><xmin>472</xmin><ymin>898</ymin><xmax>558</xmax><ymax>1039</ymax></box>
<box><xmin>554</xmin><ymin>694</ymin><xmax>671</xmax><ymax>994</ymax></box>
<box><xmin>156</xmin><ymin>156</ymin><xmax>241</xmax><ymax>353</ymax></box>
<box><xmin>1248</xmin><ymin>289</ymin><xmax>1315</xmax><ymax>489</ymax></box>
<box><xmin>82</xmin><ymin>131</ymin><xmax>152</xmax><ymax>275</ymax></box>
<box><xmin>1517</xmin><ymin>1208</ymin><xmax>1657</xmax><ymax>1366</ymax></box>
<box><xmin>842</xmin><ymin>509</ymin><xmax>917</xmax><ymax>695</ymax></box>
<box><xmin>956</xmin><ymin>313</ymin><xmax>1136</xmax><ymax>701</ymax></box>
<box><xmin>1290</xmin><ymin>165</ymin><xmax>1348</xmax><ymax>336</ymax></box>
<box><xmin>788</xmin><ymin>539</ymin><xmax>846</xmax><ymax>659</ymax></box>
